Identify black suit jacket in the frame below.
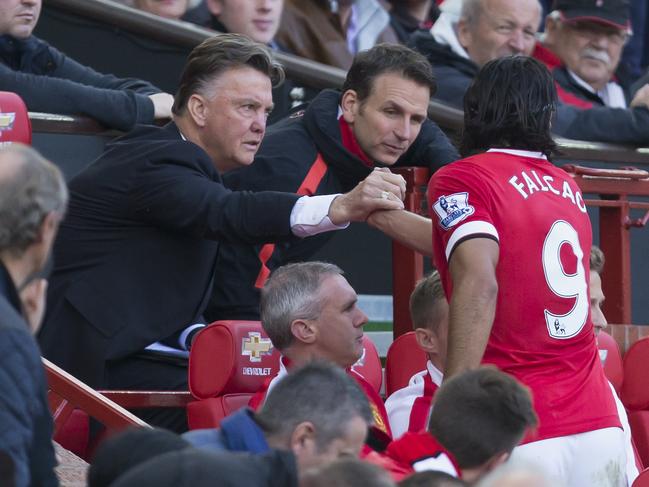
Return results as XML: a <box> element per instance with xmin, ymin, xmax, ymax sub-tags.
<box><xmin>38</xmin><ymin>122</ymin><xmax>299</xmax><ymax>387</ymax></box>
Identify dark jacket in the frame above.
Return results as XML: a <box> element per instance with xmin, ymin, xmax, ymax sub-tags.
<box><xmin>0</xmin><ymin>264</ymin><xmax>58</xmax><ymax>487</ymax></box>
<box><xmin>111</xmin><ymin>449</ymin><xmax>298</xmax><ymax>487</ymax></box>
<box><xmin>0</xmin><ymin>34</ymin><xmax>159</xmax><ymax>131</ymax></box>
<box><xmin>206</xmin><ymin>88</ymin><xmax>459</xmax><ymax>321</ymax></box>
<box><xmin>389</xmin><ymin>4</ymin><xmax>439</xmax><ymax>44</ymax></box>
<box><xmin>410</xmin><ymin>31</ymin><xmax>649</xmax><ymax>146</ymax></box>
<box><xmin>38</xmin><ymin>122</ymin><xmax>300</xmax><ymax>387</ymax></box>
<box><xmin>183</xmin><ymin>408</ymin><xmax>270</xmax><ymax>454</ymax></box>
<box><xmin>276</xmin><ymin>0</ymin><xmax>399</xmax><ymax>70</ymax></box>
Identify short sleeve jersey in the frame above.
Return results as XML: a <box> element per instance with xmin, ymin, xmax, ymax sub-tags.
<box><xmin>428</xmin><ymin>149</ymin><xmax>620</xmax><ymax>442</ymax></box>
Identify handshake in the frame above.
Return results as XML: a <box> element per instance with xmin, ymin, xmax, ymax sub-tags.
<box><xmin>328</xmin><ymin>168</ymin><xmax>407</xmax><ymax>224</ymax></box>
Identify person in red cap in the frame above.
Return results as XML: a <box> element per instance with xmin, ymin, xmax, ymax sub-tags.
<box><xmin>534</xmin><ymin>0</ymin><xmax>649</xmax><ymax>111</ymax></box>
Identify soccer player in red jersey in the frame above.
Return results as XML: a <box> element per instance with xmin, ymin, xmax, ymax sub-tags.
<box><xmin>427</xmin><ymin>56</ymin><xmax>626</xmax><ymax>486</ymax></box>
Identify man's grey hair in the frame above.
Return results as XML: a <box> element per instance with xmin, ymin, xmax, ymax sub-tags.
<box><xmin>0</xmin><ymin>144</ymin><xmax>67</xmax><ymax>256</ymax></box>
<box><xmin>260</xmin><ymin>261</ymin><xmax>344</xmax><ymax>351</ymax></box>
<box><xmin>461</xmin><ymin>0</ymin><xmax>484</xmax><ymax>25</ymax></box>
<box><xmin>462</xmin><ymin>0</ymin><xmax>542</xmax><ymax>25</ymax></box>
<box><xmin>255</xmin><ymin>361</ymin><xmax>372</xmax><ymax>450</ymax></box>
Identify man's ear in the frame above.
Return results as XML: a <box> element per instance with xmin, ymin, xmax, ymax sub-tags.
<box><xmin>187</xmin><ymin>94</ymin><xmax>208</xmax><ymax>128</ymax></box>
<box><xmin>340</xmin><ymin>89</ymin><xmax>359</xmax><ymax>124</ymax></box>
<box><xmin>456</xmin><ymin>18</ymin><xmax>472</xmax><ymax>50</ymax></box>
<box><xmin>289</xmin><ymin>421</ymin><xmax>317</xmax><ymax>455</ymax></box>
<box><xmin>290</xmin><ymin>319</ymin><xmax>317</xmax><ymax>345</ymax></box>
<box><xmin>205</xmin><ymin>0</ymin><xmax>222</xmax><ymax>16</ymax></box>
<box><xmin>36</xmin><ymin>212</ymin><xmax>60</xmax><ymax>246</ymax></box>
<box><xmin>544</xmin><ymin>16</ymin><xmax>559</xmax><ymax>40</ymax></box>
<box><xmin>415</xmin><ymin>327</ymin><xmax>438</xmax><ymax>355</ymax></box>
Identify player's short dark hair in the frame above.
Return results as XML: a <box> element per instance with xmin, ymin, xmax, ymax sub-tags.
<box><xmin>255</xmin><ymin>361</ymin><xmax>372</xmax><ymax>451</ymax></box>
<box><xmin>173</xmin><ymin>33</ymin><xmax>284</xmax><ymax>116</ymax></box>
<box><xmin>428</xmin><ymin>367</ymin><xmax>538</xmax><ymax>469</ymax></box>
<box><xmin>590</xmin><ymin>246</ymin><xmax>605</xmax><ymax>275</ymax></box>
<box><xmin>301</xmin><ymin>458</ymin><xmax>395</xmax><ymax>487</ymax></box>
<box><xmin>341</xmin><ymin>43</ymin><xmax>436</xmax><ymax>104</ymax></box>
<box><xmin>399</xmin><ymin>470</ymin><xmax>467</xmax><ymax>487</ymax></box>
<box><xmin>409</xmin><ymin>270</ymin><xmax>447</xmax><ymax>332</ymax></box>
<box><xmin>460</xmin><ymin>56</ymin><xmax>557</xmax><ymax>159</ymax></box>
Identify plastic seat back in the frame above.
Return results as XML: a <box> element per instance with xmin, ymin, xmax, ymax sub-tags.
<box><xmin>187</xmin><ymin>320</ymin><xmax>279</xmax><ymax>429</ymax></box>
<box><xmin>0</xmin><ymin>91</ymin><xmax>31</xmax><ymax>145</ymax></box>
<box><xmin>622</xmin><ymin>337</ymin><xmax>649</xmax><ymax>468</ymax></box>
<box><xmin>351</xmin><ymin>335</ymin><xmax>383</xmax><ymax>395</ymax></box>
<box><xmin>385</xmin><ymin>332</ymin><xmax>427</xmax><ymax>397</ymax></box>
<box><xmin>598</xmin><ymin>331</ymin><xmax>624</xmax><ymax>394</ymax></box>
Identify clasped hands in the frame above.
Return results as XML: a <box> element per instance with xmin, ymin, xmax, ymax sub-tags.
<box><xmin>328</xmin><ymin>168</ymin><xmax>406</xmax><ymax>225</ymax></box>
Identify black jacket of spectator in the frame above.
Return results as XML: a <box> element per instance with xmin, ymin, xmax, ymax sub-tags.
<box><xmin>411</xmin><ymin>31</ymin><xmax>649</xmax><ymax>146</ymax></box>
<box><xmin>0</xmin><ymin>34</ymin><xmax>160</xmax><ymax>131</ymax></box>
<box><xmin>111</xmin><ymin>449</ymin><xmax>298</xmax><ymax>487</ymax></box>
<box><xmin>38</xmin><ymin>122</ymin><xmax>300</xmax><ymax>388</ymax></box>
<box><xmin>389</xmin><ymin>3</ymin><xmax>440</xmax><ymax>44</ymax></box>
<box><xmin>205</xmin><ymin>88</ymin><xmax>459</xmax><ymax>321</ymax></box>
<box><xmin>0</xmin><ymin>263</ymin><xmax>58</xmax><ymax>487</ymax></box>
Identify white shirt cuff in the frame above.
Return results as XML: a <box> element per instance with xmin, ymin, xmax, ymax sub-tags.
<box><xmin>290</xmin><ymin>194</ymin><xmax>350</xmax><ymax>238</ymax></box>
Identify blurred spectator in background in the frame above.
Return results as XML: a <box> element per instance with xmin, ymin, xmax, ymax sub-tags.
<box><xmin>387</xmin><ymin>0</ymin><xmax>440</xmax><ymax>44</ymax></box>
<box><xmin>301</xmin><ymin>458</ymin><xmax>397</xmax><ymax>487</ymax></box>
<box><xmin>0</xmin><ymin>0</ymin><xmax>174</xmax><ymax>130</ymax></box>
<box><xmin>183</xmin><ymin>0</ymin><xmax>306</xmax><ymax>122</ymax></box>
<box><xmin>398</xmin><ymin>470</ymin><xmax>467</xmax><ymax>487</ymax></box>
<box><xmin>111</xmin><ymin>449</ymin><xmax>299</xmax><ymax>487</ymax></box>
<box><xmin>536</xmin><ymin>0</ymin><xmax>649</xmax><ymax>110</ymax></box>
<box><xmin>88</xmin><ymin>428</ymin><xmax>191</xmax><ymax>487</ymax></box>
<box><xmin>188</xmin><ymin>0</ymin><xmax>283</xmax><ymax>45</ymax></box>
<box><xmin>0</xmin><ymin>144</ymin><xmax>67</xmax><ymax>487</ymax></box>
<box><xmin>385</xmin><ymin>271</ymin><xmax>447</xmax><ymax>439</ymax></box>
<box><xmin>411</xmin><ymin>0</ymin><xmax>649</xmax><ymax>145</ymax></box>
<box><xmin>476</xmin><ymin>462</ymin><xmax>557</xmax><ymax>487</ymax></box>
<box><xmin>588</xmin><ymin>245</ymin><xmax>640</xmax><ymax>486</ymax></box>
<box><xmin>125</xmin><ymin>0</ymin><xmax>198</xmax><ymax>19</ymax></box>
<box><xmin>185</xmin><ymin>362</ymin><xmax>372</xmax><ymax>474</ymax></box>
<box><xmin>275</xmin><ymin>0</ymin><xmax>398</xmax><ymax>70</ymax></box>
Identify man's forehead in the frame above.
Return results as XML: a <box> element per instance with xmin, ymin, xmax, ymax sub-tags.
<box><xmin>482</xmin><ymin>0</ymin><xmax>541</xmax><ymax>26</ymax></box>
<box><xmin>367</xmin><ymin>73</ymin><xmax>430</xmax><ymax>109</ymax></box>
<box><xmin>208</xmin><ymin>67</ymin><xmax>273</xmax><ymax>100</ymax></box>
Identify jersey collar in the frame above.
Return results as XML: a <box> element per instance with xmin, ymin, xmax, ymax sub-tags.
<box><xmin>487</xmin><ymin>148</ymin><xmax>547</xmax><ymax>160</ymax></box>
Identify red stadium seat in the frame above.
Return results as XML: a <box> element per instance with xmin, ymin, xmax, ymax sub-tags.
<box><xmin>384</xmin><ymin>332</ymin><xmax>427</xmax><ymax>397</ymax></box>
<box><xmin>598</xmin><ymin>331</ymin><xmax>624</xmax><ymax>394</ymax></box>
<box><xmin>351</xmin><ymin>336</ymin><xmax>384</xmax><ymax>395</ymax></box>
<box><xmin>634</xmin><ymin>468</ymin><xmax>649</xmax><ymax>487</ymax></box>
<box><xmin>0</xmin><ymin>91</ymin><xmax>31</xmax><ymax>145</ymax></box>
<box><xmin>622</xmin><ymin>337</ymin><xmax>649</xmax><ymax>468</ymax></box>
<box><xmin>187</xmin><ymin>321</ymin><xmax>280</xmax><ymax>430</ymax></box>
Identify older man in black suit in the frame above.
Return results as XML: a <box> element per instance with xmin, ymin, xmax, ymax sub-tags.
<box><xmin>38</xmin><ymin>34</ymin><xmax>405</xmax><ymax>431</ymax></box>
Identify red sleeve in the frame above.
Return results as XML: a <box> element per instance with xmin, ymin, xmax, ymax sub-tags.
<box><xmin>428</xmin><ymin>163</ymin><xmax>499</xmax><ymax>266</ymax></box>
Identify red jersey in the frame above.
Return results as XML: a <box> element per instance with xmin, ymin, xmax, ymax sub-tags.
<box><xmin>428</xmin><ymin>149</ymin><xmax>620</xmax><ymax>442</ymax></box>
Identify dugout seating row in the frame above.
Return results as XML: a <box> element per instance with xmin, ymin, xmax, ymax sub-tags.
<box><xmin>187</xmin><ymin>320</ymin><xmax>383</xmax><ymax>429</ymax></box>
